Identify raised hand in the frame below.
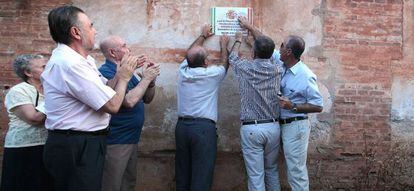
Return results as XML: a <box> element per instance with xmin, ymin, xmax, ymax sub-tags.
<box><xmin>220</xmin><ymin>35</ymin><xmax>230</xmax><ymax>48</ymax></box>
<box><xmin>142</xmin><ymin>61</ymin><xmax>160</xmax><ymax>82</ymax></box>
<box><xmin>118</xmin><ymin>54</ymin><xmax>139</xmax><ymax>81</ymax></box>
<box><xmin>136</xmin><ymin>54</ymin><xmax>148</xmax><ymax>68</ymax></box>
<box><xmin>201</xmin><ymin>24</ymin><xmax>213</xmax><ymax>38</ymax></box>
<box><xmin>238</xmin><ymin>16</ymin><xmax>251</xmax><ymax>29</ymax></box>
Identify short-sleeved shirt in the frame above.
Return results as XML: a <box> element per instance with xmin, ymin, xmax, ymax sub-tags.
<box><xmin>229</xmin><ymin>52</ymin><xmax>283</xmax><ymax>121</ymax></box>
<box><xmin>177</xmin><ymin>60</ymin><xmax>226</xmax><ymax>122</ymax></box>
<box><xmin>99</xmin><ymin>60</ymin><xmax>145</xmax><ymax>145</ymax></box>
<box><xmin>4</xmin><ymin>82</ymin><xmax>48</xmax><ymax>148</ymax></box>
<box><xmin>273</xmin><ymin>51</ymin><xmax>323</xmax><ymax>119</ymax></box>
<box><xmin>41</xmin><ymin>43</ymin><xmax>116</xmax><ymax>131</ymax></box>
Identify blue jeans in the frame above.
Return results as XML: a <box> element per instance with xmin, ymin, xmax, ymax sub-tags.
<box><xmin>281</xmin><ymin>119</ymin><xmax>311</xmax><ymax>191</ymax></box>
<box><xmin>175</xmin><ymin>118</ymin><xmax>217</xmax><ymax>191</ymax></box>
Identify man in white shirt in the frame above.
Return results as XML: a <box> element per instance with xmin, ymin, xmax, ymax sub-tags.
<box><xmin>42</xmin><ymin>5</ymin><xmax>141</xmax><ymax>191</ymax></box>
<box><xmin>175</xmin><ymin>25</ymin><xmax>229</xmax><ymax>191</ymax></box>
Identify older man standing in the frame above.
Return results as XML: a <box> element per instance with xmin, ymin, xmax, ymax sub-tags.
<box><xmin>98</xmin><ymin>36</ymin><xmax>160</xmax><ymax>191</ymax></box>
<box><xmin>42</xmin><ymin>5</ymin><xmax>140</xmax><ymax>191</ymax></box>
<box><xmin>175</xmin><ymin>24</ymin><xmax>229</xmax><ymax>191</ymax></box>
<box><xmin>230</xmin><ymin>18</ymin><xmax>283</xmax><ymax>191</ymax></box>
<box><xmin>277</xmin><ymin>35</ymin><xmax>323</xmax><ymax>191</ymax></box>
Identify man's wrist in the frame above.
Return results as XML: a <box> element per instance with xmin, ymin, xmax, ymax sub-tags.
<box><xmin>148</xmin><ymin>81</ymin><xmax>156</xmax><ymax>88</ymax></box>
<box><xmin>200</xmin><ymin>34</ymin><xmax>207</xmax><ymax>40</ymax></box>
<box><xmin>291</xmin><ymin>103</ymin><xmax>298</xmax><ymax>112</ymax></box>
<box><xmin>141</xmin><ymin>78</ymin><xmax>153</xmax><ymax>86</ymax></box>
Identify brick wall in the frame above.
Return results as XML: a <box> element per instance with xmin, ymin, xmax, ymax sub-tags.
<box><xmin>1</xmin><ymin>0</ymin><xmax>413</xmax><ymax>190</ymax></box>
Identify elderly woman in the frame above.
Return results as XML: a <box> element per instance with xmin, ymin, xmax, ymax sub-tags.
<box><xmin>1</xmin><ymin>54</ymin><xmax>53</xmax><ymax>191</ymax></box>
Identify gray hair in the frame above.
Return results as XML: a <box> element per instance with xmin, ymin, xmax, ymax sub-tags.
<box><xmin>13</xmin><ymin>54</ymin><xmax>44</xmax><ymax>82</ymax></box>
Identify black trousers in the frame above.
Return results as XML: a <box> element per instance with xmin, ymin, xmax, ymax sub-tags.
<box><xmin>175</xmin><ymin>118</ymin><xmax>217</xmax><ymax>191</ymax></box>
<box><xmin>0</xmin><ymin>145</ymin><xmax>53</xmax><ymax>191</ymax></box>
<box><xmin>43</xmin><ymin>131</ymin><xmax>107</xmax><ymax>191</ymax></box>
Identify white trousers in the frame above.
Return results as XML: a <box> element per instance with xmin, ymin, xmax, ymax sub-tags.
<box><xmin>281</xmin><ymin>119</ymin><xmax>311</xmax><ymax>191</ymax></box>
<box><xmin>240</xmin><ymin>122</ymin><xmax>281</xmax><ymax>191</ymax></box>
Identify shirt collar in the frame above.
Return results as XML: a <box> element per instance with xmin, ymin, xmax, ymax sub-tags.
<box><xmin>287</xmin><ymin>60</ymin><xmax>303</xmax><ymax>75</ymax></box>
<box><xmin>55</xmin><ymin>43</ymin><xmax>96</xmax><ymax>66</ymax></box>
<box><xmin>104</xmin><ymin>59</ymin><xmax>117</xmax><ymax>69</ymax></box>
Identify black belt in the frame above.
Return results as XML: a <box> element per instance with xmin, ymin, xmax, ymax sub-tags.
<box><xmin>48</xmin><ymin>128</ymin><xmax>109</xmax><ymax>136</ymax></box>
<box><xmin>241</xmin><ymin>118</ymin><xmax>278</xmax><ymax>125</ymax></box>
<box><xmin>279</xmin><ymin>116</ymin><xmax>308</xmax><ymax>124</ymax></box>
<box><xmin>178</xmin><ymin>117</ymin><xmax>216</xmax><ymax>124</ymax></box>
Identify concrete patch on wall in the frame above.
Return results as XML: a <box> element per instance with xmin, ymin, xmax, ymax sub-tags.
<box><xmin>391</xmin><ymin>77</ymin><xmax>414</xmax><ymax>143</ymax></box>
<box><xmin>309</xmin><ymin>82</ymin><xmax>332</xmax><ymax>152</ymax></box>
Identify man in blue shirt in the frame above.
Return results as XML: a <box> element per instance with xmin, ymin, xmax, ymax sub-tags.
<box><xmin>98</xmin><ymin>35</ymin><xmax>160</xmax><ymax>191</ymax></box>
<box><xmin>277</xmin><ymin>35</ymin><xmax>323</xmax><ymax>191</ymax></box>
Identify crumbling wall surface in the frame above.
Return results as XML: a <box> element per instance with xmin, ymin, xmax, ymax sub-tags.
<box><xmin>1</xmin><ymin>0</ymin><xmax>414</xmax><ymax>190</ymax></box>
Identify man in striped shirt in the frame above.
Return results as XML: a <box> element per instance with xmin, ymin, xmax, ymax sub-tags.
<box><xmin>228</xmin><ymin>18</ymin><xmax>283</xmax><ymax>191</ymax></box>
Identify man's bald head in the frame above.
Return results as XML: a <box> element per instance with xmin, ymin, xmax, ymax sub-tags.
<box><xmin>186</xmin><ymin>46</ymin><xmax>208</xmax><ymax>68</ymax></box>
<box><xmin>100</xmin><ymin>35</ymin><xmax>128</xmax><ymax>63</ymax></box>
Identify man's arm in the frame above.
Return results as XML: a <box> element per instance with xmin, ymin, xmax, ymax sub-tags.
<box><xmin>122</xmin><ymin>63</ymin><xmax>160</xmax><ymax>108</ymax></box>
<box><xmin>279</xmin><ymin>98</ymin><xmax>323</xmax><ymax>113</ymax></box>
<box><xmin>238</xmin><ymin>16</ymin><xmax>263</xmax><ymax>40</ymax></box>
<box><xmin>279</xmin><ymin>77</ymin><xmax>324</xmax><ymax>113</ymax></box>
<box><xmin>219</xmin><ymin>35</ymin><xmax>230</xmax><ymax>71</ymax></box>
<box><xmin>188</xmin><ymin>24</ymin><xmax>213</xmax><ymax>51</ymax></box>
<box><xmin>142</xmin><ymin>81</ymin><xmax>155</xmax><ymax>104</ymax></box>
<box><xmin>99</xmin><ymin>54</ymin><xmax>139</xmax><ymax>114</ymax></box>
<box><xmin>230</xmin><ymin>32</ymin><xmax>243</xmax><ymax>56</ymax></box>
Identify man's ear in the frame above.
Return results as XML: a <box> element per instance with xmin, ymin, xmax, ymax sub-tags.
<box><xmin>70</xmin><ymin>26</ymin><xmax>82</xmax><ymax>40</ymax></box>
<box><xmin>109</xmin><ymin>49</ymin><xmax>116</xmax><ymax>58</ymax></box>
<box><xmin>286</xmin><ymin>48</ymin><xmax>292</xmax><ymax>57</ymax></box>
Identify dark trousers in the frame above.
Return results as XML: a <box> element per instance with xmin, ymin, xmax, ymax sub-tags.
<box><xmin>175</xmin><ymin>118</ymin><xmax>217</xmax><ymax>191</ymax></box>
<box><xmin>43</xmin><ymin>132</ymin><xmax>107</xmax><ymax>191</ymax></box>
<box><xmin>0</xmin><ymin>145</ymin><xmax>53</xmax><ymax>191</ymax></box>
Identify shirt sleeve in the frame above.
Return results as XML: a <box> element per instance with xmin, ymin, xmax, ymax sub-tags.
<box><xmin>65</xmin><ymin>63</ymin><xmax>116</xmax><ymax>111</ymax></box>
<box><xmin>5</xmin><ymin>86</ymin><xmax>33</xmax><ymax>112</ymax></box>
<box><xmin>229</xmin><ymin>52</ymin><xmax>242</xmax><ymax>68</ymax></box>
<box><xmin>305</xmin><ymin>76</ymin><xmax>323</xmax><ymax>107</ymax></box>
<box><xmin>229</xmin><ymin>52</ymin><xmax>250</xmax><ymax>77</ymax></box>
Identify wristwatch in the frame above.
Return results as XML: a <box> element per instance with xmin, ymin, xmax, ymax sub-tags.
<box><xmin>292</xmin><ymin>103</ymin><xmax>298</xmax><ymax>112</ymax></box>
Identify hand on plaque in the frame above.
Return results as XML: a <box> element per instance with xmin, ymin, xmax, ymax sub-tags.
<box><xmin>238</xmin><ymin>16</ymin><xmax>250</xmax><ymax>29</ymax></box>
<box><xmin>201</xmin><ymin>24</ymin><xmax>213</xmax><ymax>39</ymax></box>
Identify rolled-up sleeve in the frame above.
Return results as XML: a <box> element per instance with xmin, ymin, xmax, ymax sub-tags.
<box><xmin>305</xmin><ymin>76</ymin><xmax>323</xmax><ymax>107</ymax></box>
<box><xmin>65</xmin><ymin>63</ymin><xmax>116</xmax><ymax>111</ymax></box>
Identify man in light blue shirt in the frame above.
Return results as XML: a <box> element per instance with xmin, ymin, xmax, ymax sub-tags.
<box><xmin>175</xmin><ymin>24</ymin><xmax>229</xmax><ymax>191</ymax></box>
<box><xmin>277</xmin><ymin>36</ymin><xmax>323</xmax><ymax>191</ymax></box>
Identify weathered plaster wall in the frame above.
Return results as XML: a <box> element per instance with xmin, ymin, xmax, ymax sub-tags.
<box><xmin>1</xmin><ymin>0</ymin><xmax>414</xmax><ymax>190</ymax></box>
